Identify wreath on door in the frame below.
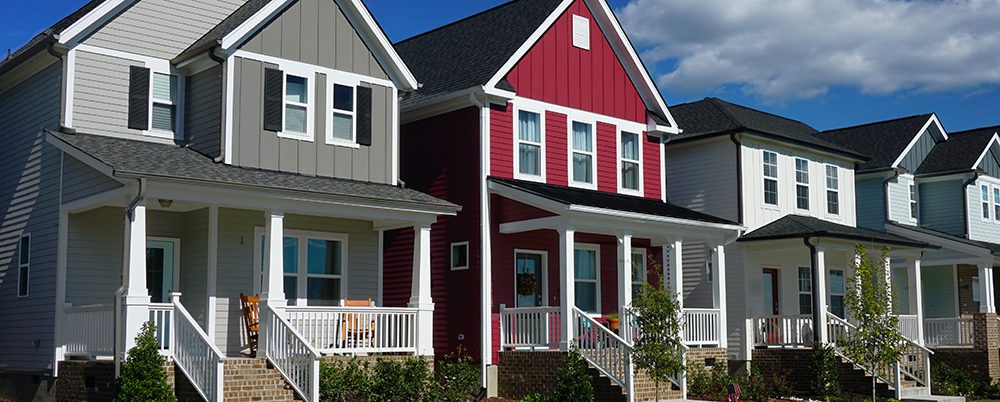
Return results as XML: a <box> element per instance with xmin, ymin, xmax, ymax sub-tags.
<box><xmin>516</xmin><ymin>273</ymin><xmax>539</xmax><ymax>296</ymax></box>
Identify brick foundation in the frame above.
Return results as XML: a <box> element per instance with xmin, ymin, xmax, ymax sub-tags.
<box><xmin>55</xmin><ymin>361</ymin><xmax>117</xmax><ymax>402</ymax></box>
<box><xmin>498</xmin><ymin>351</ymin><xmax>567</xmax><ymax>400</ymax></box>
<box><xmin>752</xmin><ymin>348</ymin><xmax>894</xmax><ymax>398</ymax></box>
<box><xmin>320</xmin><ymin>353</ymin><xmax>434</xmax><ymax>369</ymax></box>
<box><xmin>931</xmin><ymin>313</ymin><xmax>1000</xmax><ymax>382</ymax></box>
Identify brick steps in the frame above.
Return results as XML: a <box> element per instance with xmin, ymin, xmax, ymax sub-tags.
<box><xmin>218</xmin><ymin>358</ymin><xmax>300</xmax><ymax>402</ymax></box>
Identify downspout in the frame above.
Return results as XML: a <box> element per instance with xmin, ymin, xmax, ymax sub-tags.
<box><xmin>962</xmin><ymin>171</ymin><xmax>980</xmax><ymax>238</ymax></box>
<box><xmin>661</xmin><ymin>133</ymin><xmax>673</xmax><ymax>203</ymax></box>
<box><xmin>803</xmin><ymin>237</ymin><xmax>821</xmax><ymax>344</ymax></box>
<box><xmin>730</xmin><ymin>133</ymin><xmax>744</xmax><ymax>223</ymax></box>
<box><xmin>883</xmin><ymin>169</ymin><xmax>900</xmax><ymax>224</ymax></box>
<box><xmin>114</xmin><ymin>178</ymin><xmax>146</xmax><ymax>377</ymax></box>
<box><xmin>470</xmin><ymin>90</ymin><xmax>493</xmax><ymax>394</ymax></box>
<box><xmin>208</xmin><ymin>47</ymin><xmax>227</xmax><ymax>163</ymax></box>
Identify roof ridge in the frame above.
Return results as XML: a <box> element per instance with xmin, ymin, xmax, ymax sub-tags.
<box><xmin>710</xmin><ymin>97</ymin><xmax>816</xmax><ymax>131</ymax></box>
<box><xmin>705</xmin><ymin>98</ymin><xmax>743</xmax><ymax>129</ymax></box>
<box><xmin>949</xmin><ymin>125</ymin><xmax>1000</xmax><ymax>136</ymax></box>
<box><xmin>820</xmin><ymin>113</ymin><xmax>934</xmax><ymax>134</ymax></box>
<box><xmin>394</xmin><ymin>0</ymin><xmax>529</xmax><ymax>46</ymax></box>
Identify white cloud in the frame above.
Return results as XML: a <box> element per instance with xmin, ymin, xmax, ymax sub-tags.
<box><xmin>618</xmin><ymin>0</ymin><xmax>1000</xmax><ymax>101</ymax></box>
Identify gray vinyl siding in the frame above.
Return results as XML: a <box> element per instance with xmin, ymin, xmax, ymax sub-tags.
<box><xmin>73</xmin><ymin>50</ymin><xmax>147</xmax><ymax>139</ymax></box>
<box><xmin>185</xmin><ymin>65</ymin><xmax>224</xmax><ymax>159</ymax></box>
<box><xmin>887</xmin><ymin>175</ymin><xmax>917</xmax><ymax>226</ymax></box>
<box><xmin>60</xmin><ymin>155</ymin><xmax>122</xmax><ymax>203</ymax></box>
<box><xmin>0</xmin><ymin>62</ymin><xmax>63</xmax><ymax>371</ymax></box>
<box><xmin>178</xmin><ymin>209</ymin><xmax>209</xmax><ymax>328</ymax></box>
<box><xmin>899</xmin><ymin>128</ymin><xmax>937</xmax><ymax>172</ymax></box>
<box><xmin>668</xmin><ymin>241</ymin><xmax>713</xmax><ymax>309</ymax></box>
<box><xmin>919</xmin><ymin>180</ymin><xmax>965</xmax><ymax>236</ymax></box>
<box><xmin>240</xmin><ymin>0</ymin><xmax>389</xmax><ymax>80</ymax></box>
<box><xmin>855</xmin><ymin>175</ymin><xmax>886</xmax><ymax>230</ymax></box>
<box><xmin>66</xmin><ymin>207</ymin><xmax>123</xmax><ymax>307</ymax></box>
<box><xmin>230</xmin><ymin>57</ymin><xmax>394</xmax><ymax>182</ymax></box>
<box><xmin>921</xmin><ymin>265</ymin><xmax>957</xmax><ymax>318</ymax></box>
<box><xmin>967</xmin><ymin>180</ymin><xmax>1000</xmax><ymax>243</ymax></box>
<box><xmin>726</xmin><ymin>246</ymin><xmax>745</xmax><ymax>359</ymax></box>
<box><xmin>214</xmin><ymin>208</ymin><xmax>261</xmax><ymax>356</ymax></box>
<box><xmin>664</xmin><ymin>137</ymin><xmax>739</xmax><ymax>222</ymax></box>
<box><xmin>82</xmin><ymin>0</ymin><xmax>245</xmax><ymax>59</ymax></box>
<box><xmin>284</xmin><ymin>214</ymin><xmax>380</xmax><ymax>301</ymax></box>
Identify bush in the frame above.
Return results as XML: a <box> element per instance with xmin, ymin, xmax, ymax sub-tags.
<box><xmin>319</xmin><ymin>358</ymin><xmax>371</xmax><ymax>402</ymax></box>
<box><xmin>370</xmin><ymin>358</ymin><xmax>432</xmax><ymax>401</ymax></box>
<box><xmin>430</xmin><ymin>348</ymin><xmax>481</xmax><ymax>402</ymax></box>
<box><xmin>932</xmin><ymin>363</ymin><xmax>1000</xmax><ymax>399</ymax></box>
<box><xmin>321</xmin><ymin>356</ymin><xmax>479</xmax><ymax>402</ymax></box>
<box><xmin>552</xmin><ymin>349</ymin><xmax>594</xmax><ymax>402</ymax></box>
<box><xmin>114</xmin><ymin>322</ymin><xmax>176</xmax><ymax>402</ymax></box>
<box><xmin>811</xmin><ymin>342</ymin><xmax>842</xmax><ymax>398</ymax></box>
<box><xmin>518</xmin><ymin>393</ymin><xmax>547</xmax><ymax>402</ymax></box>
<box><xmin>687</xmin><ymin>363</ymin><xmax>789</xmax><ymax>402</ymax></box>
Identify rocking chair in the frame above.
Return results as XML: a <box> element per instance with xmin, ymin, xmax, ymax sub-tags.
<box><xmin>240</xmin><ymin>293</ymin><xmax>260</xmax><ymax>357</ymax></box>
<box><xmin>339</xmin><ymin>299</ymin><xmax>376</xmax><ymax>350</ymax></box>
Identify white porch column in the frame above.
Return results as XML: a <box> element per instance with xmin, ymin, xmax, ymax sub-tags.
<box><xmin>813</xmin><ymin>247</ymin><xmax>828</xmax><ymax>344</ymax></box>
<box><xmin>883</xmin><ymin>254</ymin><xmax>893</xmax><ymax>310</ymax></box>
<box><xmin>259</xmin><ymin>210</ymin><xmax>286</xmax><ymax>357</ymax></box>
<box><xmin>907</xmin><ymin>256</ymin><xmax>925</xmax><ymax>345</ymax></box>
<box><xmin>559</xmin><ymin>226</ymin><xmax>576</xmax><ymax>350</ymax></box>
<box><xmin>713</xmin><ymin>244</ymin><xmax>728</xmax><ymax>348</ymax></box>
<box><xmin>409</xmin><ymin>223</ymin><xmax>435</xmax><ymax>356</ymax></box>
<box><xmin>670</xmin><ymin>238</ymin><xmax>684</xmax><ymax>341</ymax></box>
<box><xmin>618</xmin><ymin>233</ymin><xmax>633</xmax><ymax>311</ymax></box>
<box><xmin>979</xmin><ymin>259</ymin><xmax>996</xmax><ymax>313</ymax></box>
<box><xmin>206</xmin><ymin>206</ymin><xmax>218</xmax><ymax>341</ymax></box>
<box><xmin>122</xmin><ymin>203</ymin><xmax>150</xmax><ymax>354</ymax></box>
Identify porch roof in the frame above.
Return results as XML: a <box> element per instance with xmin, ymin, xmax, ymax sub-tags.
<box><xmin>887</xmin><ymin>222</ymin><xmax>1000</xmax><ymax>256</ymax></box>
<box><xmin>738</xmin><ymin>215</ymin><xmax>932</xmax><ymax>249</ymax></box>
<box><xmin>47</xmin><ymin>130</ymin><xmax>459</xmax><ymax>213</ymax></box>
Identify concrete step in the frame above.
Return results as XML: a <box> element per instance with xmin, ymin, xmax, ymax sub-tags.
<box><xmin>902</xmin><ymin>395</ymin><xmax>966</xmax><ymax>402</ymax></box>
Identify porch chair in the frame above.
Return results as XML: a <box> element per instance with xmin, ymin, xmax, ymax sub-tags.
<box><xmin>240</xmin><ymin>293</ymin><xmax>260</xmax><ymax>357</ymax></box>
<box><xmin>339</xmin><ymin>299</ymin><xmax>376</xmax><ymax>350</ymax></box>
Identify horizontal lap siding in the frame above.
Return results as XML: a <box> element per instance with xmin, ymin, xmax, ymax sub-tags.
<box><xmin>491</xmin><ymin>103</ymin><xmax>515</xmax><ymax>178</ymax></box>
<box><xmin>546</xmin><ymin>112</ymin><xmax>568</xmax><ymax>186</ymax></box>
<box><xmin>60</xmin><ymin>156</ymin><xmax>122</xmax><ymax>204</ymax></box>
<box><xmin>643</xmin><ymin>135</ymin><xmax>661</xmax><ymax>200</ymax></box>
<box><xmin>596</xmin><ymin>122</ymin><xmax>617</xmax><ymax>193</ymax></box>
<box><xmin>73</xmin><ymin>50</ymin><xmax>146</xmax><ymax>139</ymax></box>
<box><xmin>215</xmin><ymin>208</ymin><xmax>262</xmax><ymax>355</ymax></box>
<box><xmin>66</xmin><ymin>207</ymin><xmax>123</xmax><ymax>307</ymax></box>
<box><xmin>185</xmin><ymin>65</ymin><xmax>223</xmax><ymax>159</ymax></box>
<box><xmin>855</xmin><ymin>175</ymin><xmax>886</xmax><ymax>231</ymax></box>
<box><xmin>919</xmin><ymin>179</ymin><xmax>964</xmax><ymax>236</ymax></box>
<box><xmin>665</xmin><ymin>138</ymin><xmax>738</xmax><ymax>221</ymax></box>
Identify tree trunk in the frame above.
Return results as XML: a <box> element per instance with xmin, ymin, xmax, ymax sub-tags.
<box><xmin>655</xmin><ymin>379</ymin><xmax>659</xmax><ymax>402</ymax></box>
<box><xmin>871</xmin><ymin>374</ymin><xmax>876</xmax><ymax>402</ymax></box>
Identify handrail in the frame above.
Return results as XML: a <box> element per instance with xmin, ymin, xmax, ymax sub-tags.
<box><xmin>572</xmin><ymin>306</ymin><xmax>633</xmax><ymax>400</ymax></box>
<box><xmin>264</xmin><ymin>305</ymin><xmax>320</xmax><ymax>402</ymax></box>
<box><xmin>825</xmin><ymin>311</ymin><xmax>932</xmax><ymax>393</ymax></box>
<box><xmin>286</xmin><ymin>305</ymin><xmax>418</xmax><ymax>354</ymax></box>
<box><xmin>171</xmin><ymin>296</ymin><xmax>225</xmax><ymax>402</ymax></box>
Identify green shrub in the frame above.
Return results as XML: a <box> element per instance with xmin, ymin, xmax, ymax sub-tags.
<box><xmin>430</xmin><ymin>348</ymin><xmax>481</xmax><ymax>402</ymax></box>
<box><xmin>370</xmin><ymin>358</ymin><xmax>432</xmax><ymax>402</ymax></box>
<box><xmin>518</xmin><ymin>393</ymin><xmax>547</xmax><ymax>402</ymax></box>
<box><xmin>319</xmin><ymin>358</ymin><xmax>371</xmax><ymax>402</ymax></box>
<box><xmin>552</xmin><ymin>349</ymin><xmax>594</xmax><ymax>402</ymax></box>
<box><xmin>932</xmin><ymin>363</ymin><xmax>1000</xmax><ymax>399</ymax></box>
<box><xmin>114</xmin><ymin>322</ymin><xmax>176</xmax><ymax>402</ymax></box>
<box><xmin>687</xmin><ymin>363</ymin><xmax>789</xmax><ymax>402</ymax></box>
<box><xmin>811</xmin><ymin>342</ymin><xmax>842</xmax><ymax>398</ymax></box>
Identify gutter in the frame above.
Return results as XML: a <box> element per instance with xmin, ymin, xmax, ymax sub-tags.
<box><xmin>730</xmin><ymin>133</ymin><xmax>744</xmax><ymax>223</ymax></box>
<box><xmin>207</xmin><ymin>47</ymin><xmax>226</xmax><ymax>163</ymax></box>
<box><xmin>962</xmin><ymin>171</ymin><xmax>980</xmax><ymax>238</ymax></box>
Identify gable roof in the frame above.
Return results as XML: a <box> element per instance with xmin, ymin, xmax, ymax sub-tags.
<box><xmin>915</xmin><ymin>125</ymin><xmax>1000</xmax><ymax>176</ymax></box>
<box><xmin>887</xmin><ymin>222</ymin><xmax>1000</xmax><ymax>256</ymax></box>
<box><xmin>668</xmin><ymin>98</ymin><xmax>866</xmax><ymax>160</ymax></box>
<box><xmin>0</xmin><ymin>0</ymin><xmax>108</xmax><ymax>76</ymax></box>
<box><xmin>815</xmin><ymin>114</ymin><xmax>937</xmax><ymax>173</ymax></box>
<box><xmin>738</xmin><ymin>215</ymin><xmax>930</xmax><ymax>249</ymax></box>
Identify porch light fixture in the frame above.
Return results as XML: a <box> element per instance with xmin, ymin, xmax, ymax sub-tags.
<box><xmin>158</xmin><ymin>199</ymin><xmax>173</xmax><ymax>208</ymax></box>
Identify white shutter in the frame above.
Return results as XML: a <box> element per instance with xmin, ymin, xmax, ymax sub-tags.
<box><xmin>572</xmin><ymin>15</ymin><xmax>590</xmax><ymax>50</ymax></box>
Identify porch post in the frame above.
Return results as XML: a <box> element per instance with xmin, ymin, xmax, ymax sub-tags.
<box><xmin>559</xmin><ymin>226</ymin><xmax>576</xmax><ymax>350</ymax></box>
<box><xmin>617</xmin><ymin>233</ymin><xmax>633</xmax><ymax>313</ymax></box>
<box><xmin>883</xmin><ymin>254</ymin><xmax>893</xmax><ymax>311</ymax></box>
<box><xmin>979</xmin><ymin>259</ymin><xmax>996</xmax><ymax>313</ymax></box>
<box><xmin>907</xmin><ymin>256</ymin><xmax>925</xmax><ymax>345</ymax></box>
<box><xmin>259</xmin><ymin>210</ymin><xmax>286</xmax><ymax>357</ymax></box>
<box><xmin>713</xmin><ymin>244</ymin><xmax>728</xmax><ymax>348</ymax></box>
<box><xmin>122</xmin><ymin>203</ymin><xmax>150</xmax><ymax>354</ymax></box>
<box><xmin>409</xmin><ymin>223</ymin><xmax>435</xmax><ymax>356</ymax></box>
<box><xmin>670</xmin><ymin>238</ymin><xmax>684</xmax><ymax>341</ymax></box>
<box><xmin>812</xmin><ymin>246</ymin><xmax>828</xmax><ymax>344</ymax></box>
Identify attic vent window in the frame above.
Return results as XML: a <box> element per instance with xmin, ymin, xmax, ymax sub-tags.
<box><xmin>572</xmin><ymin>15</ymin><xmax>590</xmax><ymax>50</ymax></box>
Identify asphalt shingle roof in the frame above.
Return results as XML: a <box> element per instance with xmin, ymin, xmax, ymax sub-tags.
<box><xmin>738</xmin><ymin>215</ymin><xmax>930</xmax><ymax>248</ymax></box>
<box><xmin>887</xmin><ymin>222</ymin><xmax>1000</xmax><ymax>256</ymax></box>
<box><xmin>49</xmin><ymin>130</ymin><xmax>458</xmax><ymax>211</ymax></box>
<box><xmin>394</xmin><ymin>0</ymin><xmax>564</xmax><ymax>106</ymax></box>
<box><xmin>916</xmin><ymin>125</ymin><xmax>1000</xmax><ymax>175</ymax></box>
<box><xmin>179</xmin><ymin>0</ymin><xmax>271</xmax><ymax>60</ymax></box>
<box><xmin>815</xmin><ymin>114</ymin><xmax>934</xmax><ymax>172</ymax></box>
<box><xmin>488</xmin><ymin>176</ymin><xmax>738</xmax><ymax>226</ymax></box>
<box><xmin>669</xmin><ymin>98</ymin><xmax>866</xmax><ymax>160</ymax></box>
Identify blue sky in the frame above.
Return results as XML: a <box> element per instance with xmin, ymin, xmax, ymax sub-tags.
<box><xmin>3</xmin><ymin>0</ymin><xmax>997</xmax><ymax>132</ymax></box>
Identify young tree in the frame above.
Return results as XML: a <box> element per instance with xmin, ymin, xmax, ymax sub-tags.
<box><xmin>843</xmin><ymin>244</ymin><xmax>903</xmax><ymax>402</ymax></box>
<box><xmin>115</xmin><ymin>322</ymin><xmax>176</xmax><ymax>402</ymax></box>
<box><xmin>630</xmin><ymin>256</ymin><xmax>685</xmax><ymax>402</ymax></box>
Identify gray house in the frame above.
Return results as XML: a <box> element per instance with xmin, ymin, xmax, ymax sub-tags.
<box><xmin>0</xmin><ymin>0</ymin><xmax>457</xmax><ymax>401</ymax></box>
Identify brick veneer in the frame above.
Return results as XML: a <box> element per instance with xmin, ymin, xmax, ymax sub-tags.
<box><xmin>55</xmin><ymin>361</ymin><xmax>117</xmax><ymax>402</ymax></box>
<box><xmin>958</xmin><ymin>264</ymin><xmax>979</xmax><ymax>315</ymax></box>
<box><xmin>931</xmin><ymin>313</ymin><xmax>1000</xmax><ymax>382</ymax></box>
<box><xmin>320</xmin><ymin>353</ymin><xmax>434</xmax><ymax>368</ymax></box>
<box><xmin>751</xmin><ymin>348</ymin><xmax>894</xmax><ymax>397</ymax></box>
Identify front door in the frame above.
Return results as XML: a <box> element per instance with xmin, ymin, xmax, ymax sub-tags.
<box><xmin>762</xmin><ymin>268</ymin><xmax>780</xmax><ymax>315</ymax></box>
<box><xmin>146</xmin><ymin>240</ymin><xmax>178</xmax><ymax>303</ymax></box>
<box><xmin>515</xmin><ymin>251</ymin><xmax>545</xmax><ymax>308</ymax></box>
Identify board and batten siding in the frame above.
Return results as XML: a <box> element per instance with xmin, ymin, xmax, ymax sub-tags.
<box><xmin>967</xmin><ymin>178</ymin><xmax>1000</xmax><ymax>243</ymax></box>
<box><xmin>898</xmin><ymin>128</ymin><xmax>939</xmax><ymax>173</ymax></box>
<box><xmin>886</xmin><ymin>174</ymin><xmax>917</xmax><ymax>226</ymax></box>
<box><xmin>185</xmin><ymin>64</ymin><xmax>224</xmax><ymax>159</ymax></box>
<box><xmin>82</xmin><ymin>0</ymin><xmax>245</xmax><ymax>59</ymax></box>
<box><xmin>0</xmin><ymin>61</ymin><xmax>62</xmax><ymax>371</ymax></box>
<box><xmin>664</xmin><ymin>137</ymin><xmax>739</xmax><ymax>222</ymax></box>
<box><xmin>240</xmin><ymin>0</ymin><xmax>388</xmax><ymax>80</ymax></box>
<box><xmin>919</xmin><ymin>179</ymin><xmax>965</xmax><ymax>236</ymax></box>
<box><xmin>230</xmin><ymin>57</ymin><xmax>394</xmax><ymax>182</ymax></box>
<box><xmin>979</xmin><ymin>146</ymin><xmax>1000</xmax><ymax>177</ymax></box>
<box><xmin>854</xmin><ymin>175</ymin><xmax>886</xmax><ymax>231</ymax></box>
<box><xmin>72</xmin><ymin>50</ymin><xmax>148</xmax><ymax>139</ymax></box>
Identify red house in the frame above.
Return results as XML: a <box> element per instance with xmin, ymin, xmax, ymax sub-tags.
<box><xmin>390</xmin><ymin>0</ymin><xmax>742</xmax><ymax>399</ymax></box>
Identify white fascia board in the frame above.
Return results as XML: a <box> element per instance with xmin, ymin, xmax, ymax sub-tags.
<box><xmin>344</xmin><ymin>0</ymin><xmax>419</xmax><ymax>90</ymax></box>
<box><xmin>567</xmin><ymin>205</ymin><xmax>745</xmax><ymax>233</ymax></box>
<box><xmin>56</xmin><ymin>0</ymin><xmax>137</xmax><ymax>46</ymax></box>
<box><xmin>483</xmin><ymin>0</ymin><xmax>574</xmax><ymax>90</ymax></box>
<box><xmin>486</xmin><ymin>180</ymin><xmax>570</xmax><ymax>214</ymax></box>
<box><xmin>885</xmin><ymin>224</ymin><xmax>990</xmax><ymax>258</ymax></box>
<box><xmin>45</xmin><ymin>132</ymin><xmax>116</xmax><ymax>179</ymax></box>
<box><xmin>890</xmin><ymin>114</ymin><xmax>948</xmax><ymax>168</ymax></box>
<box><xmin>971</xmin><ymin>133</ymin><xmax>1000</xmax><ymax>172</ymax></box>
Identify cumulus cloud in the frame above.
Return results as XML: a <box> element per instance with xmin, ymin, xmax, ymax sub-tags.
<box><xmin>617</xmin><ymin>0</ymin><xmax>1000</xmax><ymax>101</ymax></box>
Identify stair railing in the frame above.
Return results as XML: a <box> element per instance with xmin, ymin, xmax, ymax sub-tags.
<box><xmin>170</xmin><ymin>293</ymin><xmax>225</xmax><ymax>402</ymax></box>
<box><xmin>825</xmin><ymin>311</ymin><xmax>932</xmax><ymax>396</ymax></box>
<box><xmin>572</xmin><ymin>307</ymin><xmax>634</xmax><ymax>402</ymax></box>
<box><xmin>263</xmin><ymin>305</ymin><xmax>320</xmax><ymax>402</ymax></box>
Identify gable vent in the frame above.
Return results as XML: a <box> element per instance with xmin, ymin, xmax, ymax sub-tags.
<box><xmin>572</xmin><ymin>15</ymin><xmax>590</xmax><ymax>50</ymax></box>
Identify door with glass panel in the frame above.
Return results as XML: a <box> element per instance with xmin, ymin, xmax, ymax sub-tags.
<box><xmin>146</xmin><ymin>239</ymin><xmax>178</xmax><ymax>304</ymax></box>
<box><xmin>515</xmin><ymin>251</ymin><xmax>545</xmax><ymax>308</ymax></box>
<box><xmin>762</xmin><ymin>268</ymin><xmax>780</xmax><ymax>343</ymax></box>
<box><xmin>574</xmin><ymin>247</ymin><xmax>599</xmax><ymax>313</ymax></box>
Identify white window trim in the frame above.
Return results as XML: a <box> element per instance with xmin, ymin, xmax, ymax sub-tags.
<box><xmin>325</xmin><ymin>79</ymin><xmax>362</xmax><ymax>148</ymax></box>
<box><xmin>146</xmin><ymin>237</ymin><xmax>182</xmax><ymax>302</ymax></box>
<box><xmin>797</xmin><ymin>266</ymin><xmax>812</xmax><ymax>315</ymax></box>
<box><xmin>993</xmin><ymin>187</ymin><xmax>1000</xmax><ymax>223</ymax></box>
<box><xmin>826</xmin><ymin>164</ymin><xmax>840</xmax><ymax>217</ymax></box>
<box><xmin>631</xmin><ymin>248</ymin><xmax>648</xmax><ymax>291</ymax></box>
<box><xmin>451</xmin><ymin>241</ymin><xmax>470</xmax><ymax>271</ymax></box>
<box><xmin>513</xmin><ymin>249</ymin><xmax>549</xmax><ymax>307</ymax></box>
<box><xmin>513</xmin><ymin>106</ymin><xmax>546</xmax><ymax>182</ymax></box>
<box><xmin>17</xmin><ymin>233</ymin><xmax>29</xmax><ymax>298</ymax></box>
<box><xmin>763</xmin><ymin>150</ymin><xmax>779</xmax><ymax>207</ymax></box>
<box><xmin>981</xmin><ymin>183</ymin><xmax>992</xmax><ymax>222</ymax></box>
<box><xmin>973</xmin><ymin>275</ymin><xmax>982</xmax><ymax>311</ymax></box>
<box><xmin>278</xmin><ymin>66</ymin><xmax>316</xmax><ymax>142</ymax></box>
<box><xmin>568</xmin><ymin>119</ymin><xmax>597</xmax><ymax>190</ymax></box>
<box><xmin>618</xmin><ymin>129</ymin><xmax>643</xmax><ymax>196</ymax></box>
<box><xmin>252</xmin><ymin>227</ymin><xmax>349</xmax><ymax>306</ymax></box>
<box><xmin>794</xmin><ymin>158</ymin><xmax>810</xmax><ymax>211</ymax></box>
<box><xmin>145</xmin><ymin>69</ymin><xmax>184</xmax><ymax>140</ymax></box>
<box><xmin>572</xmin><ymin>15</ymin><xmax>590</xmax><ymax>50</ymax></box>
<box><xmin>910</xmin><ymin>184</ymin><xmax>919</xmax><ymax>220</ymax></box>
<box><xmin>574</xmin><ymin>243</ymin><xmax>601</xmax><ymax>313</ymax></box>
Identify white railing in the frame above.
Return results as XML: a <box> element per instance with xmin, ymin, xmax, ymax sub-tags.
<box><xmin>498</xmin><ymin>305</ymin><xmax>561</xmax><ymax>349</ymax></box>
<box><xmin>924</xmin><ymin>318</ymin><xmax>974</xmax><ymax>347</ymax></box>
<box><xmin>825</xmin><ymin>313</ymin><xmax>933</xmax><ymax>396</ymax></box>
<box><xmin>752</xmin><ymin>315</ymin><xmax>813</xmax><ymax>346</ymax></box>
<box><xmin>898</xmin><ymin>339</ymin><xmax>933</xmax><ymax>393</ymax></box>
<box><xmin>64</xmin><ymin>304</ymin><xmax>115</xmax><ymax>357</ymax></box>
<box><xmin>684</xmin><ymin>308</ymin><xmax>721</xmax><ymax>346</ymax></box>
<box><xmin>286</xmin><ymin>306</ymin><xmax>418</xmax><ymax>354</ymax></box>
<box><xmin>897</xmin><ymin>315</ymin><xmax>919</xmax><ymax>341</ymax></box>
<box><xmin>264</xmin><ymin>306</ymin><xmax>320</xmax><ymax>402</ymax></box>
<box><xmin>170</xmin><ymin>294</ymin><xmax>225</xmax><ymax>402</ymax></box>
<box><xmin>149</xmin><ymin>303</ymin><xmax>174</xmax><ymax>353</ymax></box>
<box><xmin>573</xmin><ymin>307</ymin><xmax>633</xmax><ymax>400</ymax></box>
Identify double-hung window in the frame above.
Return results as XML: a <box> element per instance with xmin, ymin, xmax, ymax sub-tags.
<box><xmin>620</xmin><ymin>131</ymin><xmax>641</xmax><ymax>194</ymax></box>
<box><xmin>983</xmin><ymin>185</ymin><xmax>991</xmax><ymax>220</ymax></box>
<box><xmin>574</xmin><ymin>246</ymin><xmax>599</xmax><ymax>313</ymax></box>
<box><xmin>17</xmin><ymin>235</ymin><xmax>29</xmax><ymax>297</ymax></box>
<box><xmin>826</xmin><ymin>165</ymin><xmax>840</xmax><ymax>215</ymax></box>
<box><xmin>763</xmin><ymin>151</ymin><xmax>778</xmax><ymax>205</ymax></box>
<box><xmin>516</xmin><ymin>110</ymin><xmax>543</xmax><ymax>180</ymax></box>
<box><xmin>829</xmin><ymin>270</ymin><xmax>845</xmax><ymax>318</ymax></box>
<box><xmin>795</xmin><ymin>158</ymin><xmax>809</xmax><ymax>210</ymax></box>
<box><xmin>283</xmin><ymin>73</ymin><xmax>311</xmax><ymax>138</ymax></box>
<box><xmin>631</xmin><ymin>250</ymin><xmax>647</xmax><ymax>298</ymax></box>
<box><xmin>328</xmin><ymin>83</ymin><xmax>356</xmax><ymax>144</ymax></box>
<box><xmin>260</xmin><ymin>231</ymin><xmax>347</xmax><ymax>306</ymax></box>
<box><xmin>151</xmin><ymin>73</ymin><xmax>178</xmax><ymax>133</ymax></box>
<box><xmin>570</xmin><ymin>121</ymin><xmax>595</xmax><ymax>188</ymax></box>
<box><xmin>798</xmin><ymin>266</ymin><xmax>812</xmax><ymax>315</ymax></box>
<box><xmin>910</xmin><ymin>185</ymin><xmax>919</xmax><ymax>220</ymax></box>
<box><xmin>973</xmin><ymin>276</ymin><xmax>982</xmax><ymax>311</ymax></box>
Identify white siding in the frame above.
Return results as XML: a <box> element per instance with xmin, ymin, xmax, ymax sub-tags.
<box><xmin>664</xmin><ymin>137</ymin><xmax>739</xmax><ymax>221</ymax></box>
<box><xmin>886</xmin><ymin>174</ymin><xmax>917</xmax><ymax>226</ymax></box>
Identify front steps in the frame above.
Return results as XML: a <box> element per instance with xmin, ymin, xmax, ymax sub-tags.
<box><xmin>584</xmin><ymin>365</ymin><xmax>683</xmax><ymax>402</ymax></box>
<box><xmin>217</xmin><ymin>358</ymin><xmax>300</xmax><ymax>402</ymax></box>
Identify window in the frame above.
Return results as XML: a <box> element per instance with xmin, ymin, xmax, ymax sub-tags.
<box><xmin>574</xmin><ymin>246</ymin><xmax>599</xmax><ymax>312</ymax></box>
<box><xmin>17</xmin><ymin>235</ymin><xmax>29</xmax><ymax>297</ymax></box>
<box><xmin>826</xmin><ymin>165</ymin><xmax>839</xmax><ymax>215</ymax></box>
<box><xmin>830</xmin><ymin>270</ymin><xmax>845</xmax><ymax>318</ymax></box>
<box><xmin>282</xmin><ymin>73</ymin><xmax>312</xmax><ymax>138</ymax></box>
<box><xmin>570</xmin><ymin>121</ymin><xmax>595</xmax><ymax>188</ymax></box>
<box><xmin>994</xmin><ymin>188</ymin><xmax>1000</xmax><ymax>222</ymax></box>
<box><xmin>451</xmin><ymin>242</ymin><xmax>469</xmax><ymax>270</ymax></box>
<box><xmin>151</xmin><ymin>73</ymin><xmax>178</xmax><ymax>133</ymax></box>
<box><xmin>515</xmin><ymin>251</ymin><xmax>546</xmax><ymax>307</ymax></box>
<box><xmin>328</xmin><ymin>83</ymin><xmax>355</xmax><ymax>143</ymax></box>
<box><xmin>795</xmin><ymin>158</ymin><xmax>809</xmax><ymax>210</ymax></box>
<box><xmin>763</xmin><ymin>151</ymin><xmax>778</xmax><ymax>205</ymax></box>
<box><xmin>910</xmin><ymin>184</ymin><xmax>918</xmax><ymax>219</ymax></box>
<box><xmin>983</xmin><ymin>185</ymin><xmax>991</xmax><ymax>220</ymax></box>
<box><xmin>516</xmin><ymin>110</ymin><xmax>543</xmax><ymax>179</ymax></box>
<box><xmin>257</xmin><ymin>230</ymin><xmax>347</xmax><ymax>306</ymax></box>
<box><xmin>572</xmin><ymin>15</ymin><xmax>590</xmax><ymax>50</ymax></box>
<box><xmin>631</xmin><ymin>250</ymin><xmax>647</xmax><ymax>298</ymax></box>
<box><xmin>798</xmin><ymin>266</ymin><xmax>812</xmax><ymax>315</ymax></box>
<box><xmin>620</xmin><ymin>131</ymin><xmax>641</xmax><ymax>194</ymax></box>
<box><xmin>973</xmin><ymin>276</ymin><xmax>982</xmax><ymax>312</ymax></box>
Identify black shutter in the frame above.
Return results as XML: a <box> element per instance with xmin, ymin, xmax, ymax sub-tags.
<box><xmin>356</xmin><ymin>85</ymin><xmax>373</xmax><ymax>146</ymax></box>
<box><xmin>263</xmin><ymin>68</ymin><xmax>284</xmax><ymax>132</ymax></box>
<box><xmin>127</xmin><ymin>66</ymin><xmax>150</xmax><ymax>130</ymax></box>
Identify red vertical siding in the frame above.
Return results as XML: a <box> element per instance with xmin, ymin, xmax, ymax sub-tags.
<box><xmin>643</xmin><ymin>134</ymin><xmax>661</xmax><ymax>200</ymax></box>
<box><xmin>491</xmin><ymin>103</ymin><xmax>514</xmax><ymax>179</ymax></box>
<box><xmin>546</xmin><ymin>111</ymin><xmax>568</xmax><ymax>186</ymax></box>
<box><xmin>596</xmin><ymin>122</ymin><xmax>617</xmax><ymax>193</ymax></box>
<box><xmin>504</xmin><ymin>0</ymin><xmax>646</xmax><ymax>123</ymax></box>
